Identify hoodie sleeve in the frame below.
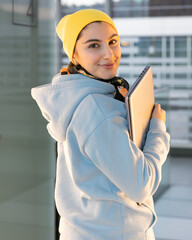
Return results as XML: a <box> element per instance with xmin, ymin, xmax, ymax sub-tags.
<box><xmin>84</xmin><ymin>112</ymin><xmax>170</xmax><ymax>203</ymax></box>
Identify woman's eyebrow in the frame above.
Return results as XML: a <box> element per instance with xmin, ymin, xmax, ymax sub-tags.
<box><xmin>83</xmin><ymin>39</ymin><xmax>101</xmax><ymax>44</ymax></box>
<box><xmin>109</xmin><ymin>33</ymin><xmax>118</xmax><ymax>39</ymax></box>
<box><xmin>83</xmin><ymin>33</ymin><xmax>118</xmax><ymax>44</ymax></box>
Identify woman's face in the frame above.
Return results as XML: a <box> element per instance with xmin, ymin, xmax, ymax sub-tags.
<box><xmin>73</xmin><ymin>22</ymin><xmax>121</xmax><ymax>79</ymax></box>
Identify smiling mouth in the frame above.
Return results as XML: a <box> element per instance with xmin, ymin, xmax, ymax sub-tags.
<box><xmin>100</xmin><ymin>63</ymin><xmax>114</xmax><ymax>69</ymax></box>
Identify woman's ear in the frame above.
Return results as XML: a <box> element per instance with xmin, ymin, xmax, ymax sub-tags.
<box><xmin>72</xmin><ymin>56</ymin><xmax>78</xmax><ymax>65</ymax></box>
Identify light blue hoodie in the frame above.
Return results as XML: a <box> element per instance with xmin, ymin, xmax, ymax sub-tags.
<box><xmin>31</xmin><ymin>73</ymin><xmax>170</xmax><ymax>240</ymax></box>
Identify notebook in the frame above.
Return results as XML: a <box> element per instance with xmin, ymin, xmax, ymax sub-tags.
<box><xmin>125</xmin><ymin>66</ymin><xmax>154</xmax><ymax>149</ymax></box>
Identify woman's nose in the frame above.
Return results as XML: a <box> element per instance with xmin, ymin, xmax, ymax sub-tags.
<box><xmin>103</xmin><ymin>45</ymin><xmax>114</xmax><ymax>59</ymax></box>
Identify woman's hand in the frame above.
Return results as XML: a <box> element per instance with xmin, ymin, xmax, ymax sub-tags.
<box><xmin>152</xmin><ymin>104</ymin><xmax>166</xmax><ymax>123</ymax></box>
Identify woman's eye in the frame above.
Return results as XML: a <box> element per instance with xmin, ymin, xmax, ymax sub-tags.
<box><xmin>109</xmin><ymin>39</ymin><xmax>118</xmax><ymax>45</ymax></box>
<box><xmin>89</xmin><ymin>43</ymin><xmax>99</xmax><ymax>48</ymax></box>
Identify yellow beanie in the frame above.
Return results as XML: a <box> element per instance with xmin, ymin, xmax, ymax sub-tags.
<box><xmin>56</xmin><ymin>9</ymin><xmax>118</xmax><ymax>63</ymax></box>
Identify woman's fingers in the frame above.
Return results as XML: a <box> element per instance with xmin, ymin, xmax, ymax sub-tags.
<box><xmin>152</xmin><ymin>104</ymin><xmax>166</xmax><ymax>122</ymax></box>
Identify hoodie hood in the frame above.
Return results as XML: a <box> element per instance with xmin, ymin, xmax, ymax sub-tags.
<box><xmin>31</xmin><ymin>73</ymin><xmax>115</xmax><ymax>141</ymax></box>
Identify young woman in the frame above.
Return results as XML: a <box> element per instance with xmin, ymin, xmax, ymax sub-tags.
<box><xmin>32</xmin><ymin>9</ymin><xmax>170</xmax><ymax>240</ymax></box>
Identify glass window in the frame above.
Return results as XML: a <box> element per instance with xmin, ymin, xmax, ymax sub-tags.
<box><xmin>112</xmin><ymin>0</ymin><xmax>149</xmax><ymax>17</ymax></box>
<box><xmin>133</xmin><ymin>37</ymin><xmax>162</xmax><ymax>58</ymax></box>
<box><xmin>112</xmin><ymin>0</ymin><xmax>192</xmax><ymax>17</ymax></box>
<box><xmin>0</xmin><ymin>1</ymin><xmax>55</xmax><ymax>239</ymax></box>
<box><xmin>175</xmin><ymin>37</ymin><xmax>187</xmax><ymax>58</ymax></box>
<box><xmin>166</xmin><ymin>38</ymin><xmax>171</xmax><ymax>58</ymax></box>
<box><xmin>60</xmin><ymin>0</ymin><xmax>106</xmax><ymax>15</ymax></box>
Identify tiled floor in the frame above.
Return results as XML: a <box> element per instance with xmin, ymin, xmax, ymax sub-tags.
<box><xmin>154</xmin><ymin>156</ymin><xmax>192</xmax><ymax>240</ymax></box>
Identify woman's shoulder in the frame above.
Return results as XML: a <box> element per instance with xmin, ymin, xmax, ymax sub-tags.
<box><xmin>76</xmin><ymin>93</ymin><xmax>126</xmax><ymax>121</ymax></box>
<box><xmin>69</xmin><ymin>93</ymin><xmax>127</xmax><ymax>144</ymax></box>
<box><xmin>90</xmin><ymin>94</ymin><xmax>126</xmax><ymax>119</ymax></box>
